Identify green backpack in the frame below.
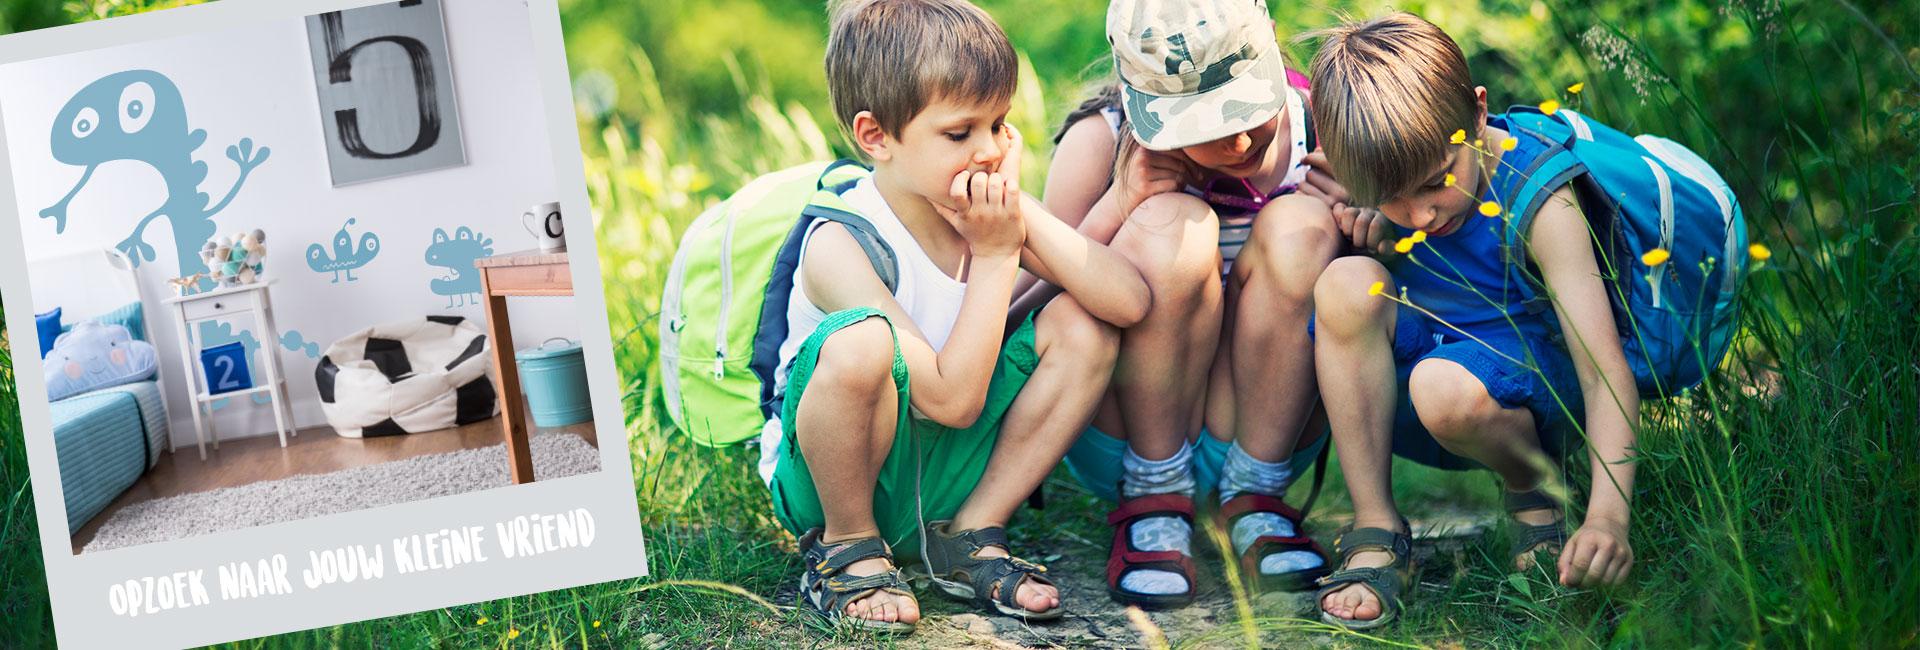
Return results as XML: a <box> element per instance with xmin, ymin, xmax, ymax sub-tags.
<box><xmin>659</xmin><ymin>159</ymin><xmax>900</xmax><ymax>446</ymax></box>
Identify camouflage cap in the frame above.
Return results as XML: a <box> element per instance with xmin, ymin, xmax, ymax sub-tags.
<box><xmin>1108</xmin><ymin>0</ymin><xmax>1287</xmax><ymax>151</ymax></box>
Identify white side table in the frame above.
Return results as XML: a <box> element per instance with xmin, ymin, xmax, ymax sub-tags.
<box><xmin>163</xmin><ymin>279</ymin><xmax>296</xmax><ymax>459</ymax></box>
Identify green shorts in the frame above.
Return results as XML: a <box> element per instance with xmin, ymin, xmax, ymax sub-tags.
<box><xmin>769</xmin><ymin>307</ymin><xmax>1039</xmax><ymax>554</ymax></box>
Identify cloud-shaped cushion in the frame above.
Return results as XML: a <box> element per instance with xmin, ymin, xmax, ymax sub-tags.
<box><xmin>45</xmin><ymin>321</ymin><xmax>159</xmax><ymax>401</ymax></box>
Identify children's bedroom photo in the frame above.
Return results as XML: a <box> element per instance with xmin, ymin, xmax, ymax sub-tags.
<box><xmin>2</xmin><ymin>0</ymin><xmax>605</xmax><ymax>555</ymax></box>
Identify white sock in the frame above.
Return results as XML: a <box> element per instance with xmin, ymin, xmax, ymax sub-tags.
<box><xmin>1220</xmin><ymin>442</ymin><xmax>1323</xmax><ymax>575</ymax></box>
<box><xmin>1118</xmin><ymin>443</ymin><xmax>1194</xmax><ymax>596</ymax></box>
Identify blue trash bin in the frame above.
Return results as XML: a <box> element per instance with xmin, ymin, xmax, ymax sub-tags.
<box><xmin>515</xmin><ymin>338</ymin><xmax>592</xmax><ymax>427</ymax></box>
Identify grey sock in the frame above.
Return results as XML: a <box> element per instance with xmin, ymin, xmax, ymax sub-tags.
<box><xmin>1118</xmin><ymin>442</ymin><xmax>1195</xmax><ymax>596</ymax></box>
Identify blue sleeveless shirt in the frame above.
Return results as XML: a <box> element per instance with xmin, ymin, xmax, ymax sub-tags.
<box><xmin>1383</xmin><ymin>114</ymin><xmax>1554</xmax><ymax>339</ymax></box>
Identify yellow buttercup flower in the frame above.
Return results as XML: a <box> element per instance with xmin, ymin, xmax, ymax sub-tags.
<box><xmin>508</xmin><ymin>628</ymin><xmax>521</xmax><ymax>639</ymax></box>
<box><xmin>1749</xmin><ymin>243</ymin><xmax>1772</xmax><ymax>261</ymax></box>
<box><xmin>477</xmin><ymin>617</ymin><xmax>489</xmax><ymax>625</ymax></box>
<box><xmin>1567</xmin><ymin>82</ymin><xmax>1585</xmax><ymax>94</ymax></box>
<box><xmin>1500</xmin><ymin>137</ymin><xmax>1519</xmax><ymax>151</ymax></box>
<box><xmin>1450</xmin><ymin>129</ymin><xmax>1467</xmax><ymax>144</ymax></box>
<box><xmin>1394</xmin><ymin>238</ymin><xmax>1416</xmax><ymax>254</ymax></box>
<box><xmin>1479</xmin><ymin>201</ymin><xmax>1502</xmax><ymax>217</ymax></box>
<box><xmin>1443</xmin><ymin>173</ymin><xmax>1456</xmax><ymax>187</ymax></box>
<box><xmin>1410</xmin><ymin>230</ymin><xmax>1428</xmax><ymax>243</ymax></box>
<box><xmin>1641</xmin><ymin>248</ymin><xmax>1671</xmax><ymax>266</ymax></box>
<box><xmin>1540</xmin><ymin>99</ymin><xmax>1562</xmax><ymax>115</ymax></box>
<box><xmin>1367</xmin><ymin>281</ymin><xmax>1386</xmax><ymax>296</ymax></box>
<box><xmin>1473</xmin><ymin>138</ymin><xmax>1484</xmax><ymax>148</ymax></box>
<box><xmin>593</xmin><ymin>621</ymin><xmax>603</xmax><ymax>628</ymax></box>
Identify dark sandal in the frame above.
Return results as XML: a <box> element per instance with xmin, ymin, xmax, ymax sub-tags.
<box><xmin>1219</xmin><ymin>494</ymin><xmax>1332</xmax><ymax>592</ymax></box>
<box><xmin>921</xmin><ymin>521</ymin><xmax>1064</xmax><ymax>621</ymax></box>
<box><xmin>1505</xmin><ymin>488</ymin><xmax>1568</xmax><ymax>568</ymax></box>
<box><xmin>1105</xmin><ymin>492</ymin><xmax>1199</xmax><ymax>609</ymax></box>
<box><xmin>1314</xmin><ymin>524</ymin><xmax>1414</xmax><ymax>630</ymax></box>
<box><xmin>796</xmin><ymin>529</ymin><xmax>917</xmax><ymax>635</ymax></box>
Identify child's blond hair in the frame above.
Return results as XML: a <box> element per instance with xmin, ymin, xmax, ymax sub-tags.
<box><xmin>825</xmin><ymin>0</ymin><xmax>1018</xmax><ymax>140</ymax></box>
<box><xmin>1305</xmin><ymin>12</ymin><xmax>1478</xmax><ymax>206</ymax></box>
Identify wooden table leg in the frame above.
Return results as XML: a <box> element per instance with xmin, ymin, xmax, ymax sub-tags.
<box><xmin>480</xmin><ymin>270</ymin><xmax>536</xmax><ymax>484</ymax></box>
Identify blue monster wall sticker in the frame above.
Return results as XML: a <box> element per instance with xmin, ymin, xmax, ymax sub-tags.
<box><xmin>40</xmin><ymin>70</ymin><xmax>270</xmax><ymax>280</ymax></box>
<box><xmin>39</xmin><ymin>70</ymin><xmax>275</xmax><ymax>413</ymax></box>
<box><xmin>425</xmin><ymin>226</ymin><xmax>492</xmax><ymax>308</ymax></box>
<box><xmin>306</xmin><ymin>218</ymin><xmax>381</xmax><ymax>282</ymax></box>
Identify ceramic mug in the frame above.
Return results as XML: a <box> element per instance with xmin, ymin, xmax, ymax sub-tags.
<box><xmin>522</xmin><ymin>201</ymin><xmax>566</xmax><ymax>252</ymax></box>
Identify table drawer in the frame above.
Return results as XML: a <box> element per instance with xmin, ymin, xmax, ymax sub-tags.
<box><xmin>483</xmin><ymin>264</ymin><xmax>573</xmax><ymax>295</ymax></box>
<box><xmin>181</xmin><ymin>295</ymin><xmax>247</xmax><ymax>321</ymax></box>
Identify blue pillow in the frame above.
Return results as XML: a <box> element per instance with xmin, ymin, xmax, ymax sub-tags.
<box><xmin>44</xmin><ymin>321</ymin><xmax>159</xmax><ymax>401</ymax></box>
<box><xmin>62</xmin><ymin>301</ymin><xmax>146</xmax><ymax>342</ymax></box>
<box><xmin>35</xmin><ymin>307</ymin><xmax>61</xmax><ymax>359</ymax></box>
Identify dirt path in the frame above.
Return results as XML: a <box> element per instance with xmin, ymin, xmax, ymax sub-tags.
<box><xmin>769</xmin><ymin>509</ymin><xmax>1496</xmax><ymax>648</ymax></box>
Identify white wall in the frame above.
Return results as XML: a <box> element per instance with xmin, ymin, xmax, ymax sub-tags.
<box><xmin>3</xmin><ymin>0</ymin><xmax>585</xmax><ymax>448</ymax></box>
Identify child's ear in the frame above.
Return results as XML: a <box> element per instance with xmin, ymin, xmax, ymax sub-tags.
<box><xmin>851</xmin><ymin>110</ymin><xmax>891</xmax><ymax>162</ymax></box>
<box><xmin>1473</xmin><ymin>86</ymin><xmax>1490</xmax><ymax>129</ymax></box>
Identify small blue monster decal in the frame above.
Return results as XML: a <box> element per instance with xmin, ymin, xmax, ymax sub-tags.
<box><xmin>40</xmin><ymin>70</ymin><xmax>270</xmax><ymax>282</ymax></box>
<box><xmin>280</xmin><ymin>330</ymin><xmax>322</xmax><ymax>359</ymax></box>
<box><xmin>425</xmin><ymin>226</ymin><xmax>492</xmax><ymax>308</ymax></box>
<box><xmin>306</xmin><ymin>218</ymin><xmax>380</xmax><ymax>282</ymax></box>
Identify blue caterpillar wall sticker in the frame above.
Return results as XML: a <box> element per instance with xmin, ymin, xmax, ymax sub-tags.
<box><xmin>40</xmin><ymin>70</ymin><xmax>270</xmax><ymax>282</ymax></box>
<box><xmin>425</xmin><ymin>226</ymin><xmax>492</xmax><ymax>308</ymax></box>
<box><xmin>306</xmin><ymin>218</ymin><xmax>380</xmax><ymax>282</ymax></box>
<box><xmin>201</xmin><ymin>324</ymin><xmax>320</xmax><ymax>411</ymax></box>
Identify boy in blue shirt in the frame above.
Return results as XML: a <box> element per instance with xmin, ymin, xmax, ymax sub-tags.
<box><xmin>1303</xmin><ymin>13</ymin><xmax>1644</xmax><ymax>629</ymax></box>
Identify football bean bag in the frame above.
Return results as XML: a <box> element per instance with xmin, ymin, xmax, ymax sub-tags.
<box><xmin>315</xmin><ymin>316</ymin><xmax>498</xmax><ymax>437</ymax></box>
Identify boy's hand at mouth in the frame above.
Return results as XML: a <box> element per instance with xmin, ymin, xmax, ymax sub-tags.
<box><xmin>939</xmin><ymin>166</ymin><xmax>1025</xmax><ymax>259</ymax></box>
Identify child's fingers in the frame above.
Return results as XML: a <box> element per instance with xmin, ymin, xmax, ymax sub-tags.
<box><xmin>970</xmin><ymin>169</ymin><xmax>990</xmax><ymax>207</ymax></box>
<box><xmin>950</xmin><ymin>170</ymin><xmax>974</xmax><ymax>208</ymax></box>
<box><xmin>1560</xmin><ymin>538</ymin><xmax>1599</xmax><ymax>585</ymax></box>
<box><xmin>1585</xmin><ymin>546</ymin><xmax>1616</xmax><ymax>587</ymax></box>
<box><xmin>986</xmin><ymin>173</ymin><xmax>1006</xmax><ymax>209</ymax></box>
<box><xmin>1606</xmin><ymin>548</ymin><xmax>1634</xmax><ymax>584</ymax></box>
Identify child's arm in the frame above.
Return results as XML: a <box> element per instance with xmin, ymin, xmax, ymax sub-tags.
<box><xmin>800</xmin><ymin>173</ymin><xmax>1025</xmax><ymax>429</ymax></box>
<box><xmin>1011</xmin><ymin>125</ymin><xmax>1152</xmax><ymax>328</ymax></box>
<box><xmin>1009</xmin><ymin>117</ymin><xmax>1123</xmax><ymax>329</ymax></box>
<box><xmin>1527</xmin><ymin>187</ymin><xmax>1641</xmax><ymax>588</ymax></box>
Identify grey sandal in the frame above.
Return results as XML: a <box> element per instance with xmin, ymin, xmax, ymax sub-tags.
<box><xmin>921</xmin><ymin>521</ymin><xmax>1064</xmax><ymax>621</ymax></box>
<box><xmin>1505</xmin><ymin>488</ymin><xmax>1568</xmax><ymax>567</ymax></box>
<box><xmin>796</xmin><ymin>529</ymin><xmax>917</xmax><ymax>635</ymax></box>
<box><xmin>1315</xmin><ymin>523</ymin><xmax>1415</xmax><ymax>630</ymax></box>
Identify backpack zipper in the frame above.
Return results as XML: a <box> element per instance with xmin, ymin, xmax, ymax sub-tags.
<box><xmin>1642</xmin><ymin>156</ymin><xmax>1675</xmax><ymax>309</ymax></box>
<box><xmin>713</xmin><ymin>199</ymin><xmax>742</xmax><ymax>380</ymax></box>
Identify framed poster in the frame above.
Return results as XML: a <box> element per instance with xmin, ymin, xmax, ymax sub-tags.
<box><xmin>306</xmin><ymin>0</ymin><xmax>466</xmax><ymax>186</ymax></box>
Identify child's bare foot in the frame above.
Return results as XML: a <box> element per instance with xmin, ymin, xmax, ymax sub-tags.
<box><xmin>973</xmin><ymin>545</ymin><xmax>1061</xmax><ymax>613</ymax></box>
<box><xmin>1318</xmin><ymin>548</ymin><xmax>1394</xmax><ymax>622</ymax></box>
<box><xmin>1316</xmin><ymin>520</ymin><xmax>1412</xmax><ymax>629</ymax></box>
<box><xmin>841</xmin><ymin>556</ymin><xmax>922</xmax><ymax>624</ymax></box>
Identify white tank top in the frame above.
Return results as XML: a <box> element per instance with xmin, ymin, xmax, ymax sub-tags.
<box><xmin>758</xmin><ymin>177</ymin><xmax>969</xmax><ymax>483</ymax></box>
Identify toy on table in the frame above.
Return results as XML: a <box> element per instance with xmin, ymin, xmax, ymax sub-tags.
<box><xmin>199</xmin><ymin>228</ymin><xmax>268</xmax><ymax>287</ymax></box>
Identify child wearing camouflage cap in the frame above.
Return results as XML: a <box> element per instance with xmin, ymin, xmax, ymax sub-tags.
<box><xmin>1022</xmin><ymin>0</ymin><xmax>1386</xmax><ymax>608</ymax></box>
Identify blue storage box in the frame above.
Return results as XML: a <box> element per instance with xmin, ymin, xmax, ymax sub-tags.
<box><xmin>515</xmin><ymin>338</ymin><xmax>592</xmax><ymax>427</ymax></box>
<box><xmin>200</xmin><ymin>341</ymin><xmax>253</xmax><ymax>395</ymax></box>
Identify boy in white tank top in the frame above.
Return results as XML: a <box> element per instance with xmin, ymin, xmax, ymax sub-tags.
<box><xmin>765</xmin><ymin>0</ymin><xmax>1149</xmax><ymax>634</ymax></box>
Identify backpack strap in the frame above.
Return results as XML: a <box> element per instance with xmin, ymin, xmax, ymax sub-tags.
<box><xmin>802</xmin><ymin>159</ymin><xmax>900</xmax><ymax>293</ymax></box>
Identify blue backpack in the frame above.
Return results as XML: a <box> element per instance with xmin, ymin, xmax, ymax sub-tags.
<box><xmin>1497</xmin><ymin>106</ymin><xmax>1748</xmax><ymax>397</ymax></box>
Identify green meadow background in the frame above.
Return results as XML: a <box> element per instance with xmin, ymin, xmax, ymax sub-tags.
<box><xmin>4</xmin><ymin>0</ymin><xmax>1917</xmax><ymax>647</ymax></box>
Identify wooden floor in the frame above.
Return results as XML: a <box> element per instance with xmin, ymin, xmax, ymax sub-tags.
<box><xmin>69</xmin><ymin>414</ymin><xmax>597</xmax><ymax>554</ymax></box>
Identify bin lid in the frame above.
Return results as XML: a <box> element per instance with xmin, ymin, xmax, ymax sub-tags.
<box><xmin>516</xmin><ymin>337</ymin><xmax>583</xmax><ymax>361</ymax></box>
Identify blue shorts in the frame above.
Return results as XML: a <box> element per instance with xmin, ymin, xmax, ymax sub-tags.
<box><xmin>1063</xmin><ymin>425</ymin><xmax>1329</xmax><ymax>503</ymax></box>
<box><xmin>1315</xmin><ymin>307</ymin><xmax>1585</xmax><ymax>470</ymax></box>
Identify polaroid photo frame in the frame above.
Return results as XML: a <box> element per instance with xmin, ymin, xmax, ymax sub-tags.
<box><xmin>0</xmin><ymin>0</ymin><xmax>645</xmax><ymax>646</ymax></box>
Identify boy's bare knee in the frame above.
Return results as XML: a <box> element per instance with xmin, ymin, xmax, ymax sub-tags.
<box><xmin>1114</xmin><ymin>193</ymin><xmax>1221</xmax><ymax>299</ymax></box>
<box><xmin>1312</xmin><ymin>257</ymin><xmax>1392</xmax><ymax>334</ymax></box>
<box><xmin>1238</xmin><ymin>195</ymin><xmax>1339</xmax><ymax>303</ymax></box>
<box><xmin>813</xmin><ymin>318</ymin><xmax>895</xmax><ymax>394</ymax></box>
<box><xmin>1408</xmin><ymin>359</ymin><xmax>1501</xmax><ymax>445</ymax></box>
<box><xmin>1037</xmin><ymin>295</ymin><xmax>1120</xmax><ymax>368</ymax></box>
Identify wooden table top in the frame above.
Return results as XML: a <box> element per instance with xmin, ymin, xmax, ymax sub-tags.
<box><xmin>475</xmin><ymin>249</ymin><xmax>569</xmax><ymax>268</ymax></box>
